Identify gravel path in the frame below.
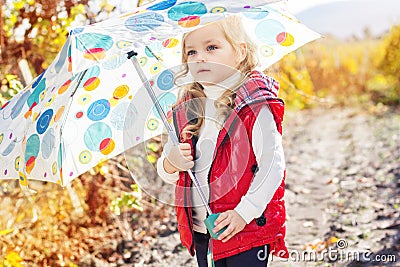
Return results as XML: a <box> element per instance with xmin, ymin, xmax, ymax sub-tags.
<box><xmin>128</xmin><ymin>106</ymin><xmax>399</xmax><ymax>267</ymax></box>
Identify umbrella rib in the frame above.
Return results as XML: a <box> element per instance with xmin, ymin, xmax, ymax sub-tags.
<box><xmin>127</xmin><ymin>51</ymin><xmax>213</xmax><ymax>215</ymax></box>
<box><xmin>59</xmin><ymin>69</ymin><xmax>88</xmax><ymax>186</ymax></box>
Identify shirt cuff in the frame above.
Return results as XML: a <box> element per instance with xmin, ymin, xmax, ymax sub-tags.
<box><xmin>156</xmin><ymin>156</ymin><xmax>179</xmax><ymax>184</ymax></box>
<box><xmin>234</xmin><ymin>197</ymin><xmax>263</xmax><ymax>224</ymax></box>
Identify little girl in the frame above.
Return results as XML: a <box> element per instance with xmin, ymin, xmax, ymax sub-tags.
<box><xmin>157</xmin><ymin>16</ymin><xmax>288</xmax><ymax>267</ymax></box>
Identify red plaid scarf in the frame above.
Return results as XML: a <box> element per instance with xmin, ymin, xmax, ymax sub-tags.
<box><xmin>234</xmin><ymin>70</ymin><xmax>280</xmax><ymax>111</ymax></box>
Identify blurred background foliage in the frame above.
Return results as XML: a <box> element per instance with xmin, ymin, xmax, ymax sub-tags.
<box><xmin>1</xmin><ymin>0</ymin><xmax>399</xmax><ymax>108</ymax></box>
<box><xmin>0</xmin><ymin>1</ymin><xmax>399</xmax><ymax>266</ymax></box>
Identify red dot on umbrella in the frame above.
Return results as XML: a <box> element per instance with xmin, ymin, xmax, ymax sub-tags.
<box><xmin>100</xmin><ymin>138</ymin><xmax>111</xmax><ymax>151</ymax></box>
<box><xmin>276</xmin><ymin>32</ymin><xmax>287</xmax><ymax>44</ymax></box>
<box><xmin>76</xmin><ymin>111</ymin><xmax>84</xmax><ymax>119</ymax></box>
<box><xmin>26</xmin><ymin>156</ymin><xmax>35</xmax><ymax>166</ymax></box>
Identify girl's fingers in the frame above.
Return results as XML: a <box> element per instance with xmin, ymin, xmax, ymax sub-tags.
<box><xmin>221</xmin><ymin>229</ymin><xmax>236</xmax><ymax>243</ymax></box>
<box><xmin>181</xmin><ymin>149</ymin><xmax>192</xmax><ymax>156</ymax></box>
<box><xmin>213</xmin><ymin>214</ymin><xmax>229</xmax><ymax>233</ymax></box>
<box><xmin>215</xmin><ymin>212</ymin><xmax>228</xmax><ymax>224</ymax></box>
<box><xmin>218</xmin><ymin>224</ymin><xmax>236</xmax><ymax>242</ymax></box>
<box><xmin>179</xmin><ymin>143</ymin><xmax>191</xmax><ymax>150</ymax></box>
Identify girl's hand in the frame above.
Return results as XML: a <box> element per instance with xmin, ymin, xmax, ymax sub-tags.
<box><xmin>213</xmin><ymin>210</ymin><xmax>246</xmax><ymax>242</ymax></box>
<box><xmin>164</xmin><ymin>143</ymin><xmax>194</xmax><ymax>173</ymax></box>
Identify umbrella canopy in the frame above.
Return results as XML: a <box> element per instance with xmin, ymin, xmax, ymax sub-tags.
<box><xmin>0</xmin><ymin>0</ymin><xmax>320</xmax><ymax>187</ymax></box>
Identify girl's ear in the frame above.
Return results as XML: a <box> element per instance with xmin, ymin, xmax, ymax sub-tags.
<box><xmin>237</xmin><ymin>42</ymin><xmax>247</xmax><ymax>62</ymax></box>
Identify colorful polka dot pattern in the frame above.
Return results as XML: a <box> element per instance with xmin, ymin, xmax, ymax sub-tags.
<box><xmin>0</xmin><ymin>0</ymin><xmax>319</xmax><ymax>186</ymax></box>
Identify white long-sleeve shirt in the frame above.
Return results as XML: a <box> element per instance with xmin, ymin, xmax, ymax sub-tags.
<box><xmin>156</xmin><ymin>76</ymin><xmax>285</xmax><ymax>233</ymax></box>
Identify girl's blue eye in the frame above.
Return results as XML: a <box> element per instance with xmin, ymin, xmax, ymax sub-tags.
<box><xmin>207</xmin><ymin>45</ymin><xmax>217</xmax><ymax>51</ymax></box>
<box><xmin>187</xmin><ymin>50</ymin><xmax>196</xmax><ymax>56</ymax></box>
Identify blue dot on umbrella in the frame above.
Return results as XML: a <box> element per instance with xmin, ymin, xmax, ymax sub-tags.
<box><xmin>147</xmin><ymin>0</ymin><xmax>177</xmax><ymax>11</ymax></box>
<box><xmin>102</xmin><ymin>54</ymin><xmax>127</xmax><ymax>70</ymax></box>
<box><xmin>9</xmin><ymin>90</ymin><xmax>30</xmax><ymax>120</ymax></box>
<box><xmin>145</xmin><ymin>43</ymin><xmax>163</xmax><ymax>58</ymax></box>
<box><xmin>28</xmin><ymin>78</ymin><xmax>46</xmax><ymax>108</ymax></box>
<box><xmin>125</xmin><ymin>12</ymin><xmax>165</xmax><ymax>32</ymax></box>
<box><xmin>153</xmin><ymin>92</ymin><xmax>176</xmax><ymax>119</ymax></box>
<box><xmin>255</xmin><ymin>19</ymin><xmax>285</xmax><ymax>45</ymax></box>
<box><xmin>36</xmin><ymin>109</ymin><xmax>53</xmax><ymax>134</ymax></box>
<box><xmin>75</xmin><ymin>33</ymin><xmax>113</xmax><ymax>52</ymax></box>
<box><xmin>32</xmin><ymin>70</ymin><xmax>46</xmax><ymax>89</ymax></box>
<box><xmin>70</xmin><ymin>27</ymin><xmax>84</xmax><ymax>35</ymax></box>
<box><xmin>25</xmin><ymin>134</ymin><xmax>40</xmax><ymax>162</ymax></box>
<box><xmin>55</xmin><ymin>37</ymin><xmax>71</xmax><ymax>73</ymax></box>
<box><xmin>243</xmin><ymin>10</ymin><xmax>269</xmax><ymax>20</ymax></box>
<box><xmin>78</xmin><ymin>65</ymin><xmax>101</xmax><ymax>90</ymax></box>
<box><xmin>1</xmin><ymin>141</ymin><xmax>15</xmax><ymax>157</ymax></box>
<box><xmin>87</xmin><ymin>99</ymin><xmax>110</xmax><ymax>121</ymax></box>
<box><xmin>157</xmin><ymin>70</ymin><xmax>174</xmax><ymax>91</ymax></box>
<box><xmin>41</xmin><ymin>128</ymin><xmax>55</xmax><ymax>159</ymax></box>
<box><xmin>110</xmin><ymin>102</ymin><xmax>137</xmax><ymax>131</ymax></box>
<box><xmin>84</xmin><ymin>122</ymin><xmax>112</xmax><ymax>152</ymax></box>
<box><xmin>167</xmin><ymin>2</ymin><xmax>207</xmax><ymax>21</ymax></box>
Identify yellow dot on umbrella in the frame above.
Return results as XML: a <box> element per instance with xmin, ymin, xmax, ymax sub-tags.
<box><xmin>100</xmin><ymin>138</ymin><xmax>115</xmax><ymax>155</ymax></box>
<box><xmin>84</xmin><ymin>48</ymin><xmax>106</xmax><ymax>60</ymax></box>
<box><xmin>15</xmin><ymin>156</ymin><xmax>20</xmax><ymax>171</ymax></box>
<box><xmin>113</xmin><ymin>85</ymin><xmax>129</xmax><ymax>100</ymax></box>
<box><xmin>109</xmin><ymin>98</ymin><xmax>119</xmax><ymax>107</ymax></box>
<box><xmin>78</xmin><ymin>94</ymin><xmax>91</xmax><ymax>105</ymax></box>
<box><xmin>178</xmin><ymin>16</ymin><xmax>201</xmax><ymax>28</ymax></box>
<box><xmin>210</xmin><ymin>6</ymin><xmax>227</xmax><ymax>13</ymax></box>
<box><xmin>150</xmin><ymin>63</ymin><xmax>162</xmax><ymax>75</ymax></box>
<box><xmin>277</xmin><ymin>32</ymin><xmax>295</xmax><ymax>47</ymax></box>
<box><xmin>162</xmin><ymin>38</ymin><xmax>179</xmax><ymax>48</ymax></box>
<box><xmin>54</xmin><ymin>106</ymin><xmax>65</xmax><ymax>123</ymax></box>
<box><xmin>129</xmin><ymin>95</ymin><xmax>133</xmax><ymax>100</ymax></box>
<box><xmin>79</xmin><ymin>150</ymin><xmax>92</xmax><ymax>164</ymax></box>
<box><xmin>84</xmin><ymin>77</ymin><xmax>100</xmax><ymax>91</ymax></box>
<box><xmin>33</xmin><ymin>112</ymin><xmax>40</xmax><ymax>121</ymax></box>
<box><xmin>39</xmin><ymin>91</ymin><xmax>46</xmax><ymax>101</ymax></box>
<box><xmin>59</xmin><ymin>80</ymin><xmax>71</xmax><ymax>95</ymax></box>
<box><xmin>147</xmin><ymin>118</ymin><xmax>159</xmax><ymax>131</ymax></box>
<box><xmin>25</xmin><ymin>156</ymin><xmax>36</xmax><ymax>174</ymax></box>
<box><xmin>139</xmin><ymin>57</ymin><xmax>148</xmax><ymax>66</ymax></box>
<box><xmin>260</xmin><ymin>45</ymin><xmax>274</xmax><ymax>57</ymax></box>
<box><xmin>45</xmin><ymin>94</ymin><xmax>56</xmax><ymax>107</ymax></box>
<box><xmin>52</xmin><ymin>162</ymin><xmax>58</xmax><ymax>175</ymax></box>
<box><xmin>18</xmin><ymin>172</ymin><xmax>28</xmax><ymax>187</ymax></box>
<box><xmin>117</xmin><ymin>41</ymin><xmax>132</xmax><ymax>49</ymax></box>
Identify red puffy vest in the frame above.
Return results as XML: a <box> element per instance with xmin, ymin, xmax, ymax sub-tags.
<box><xmin>172</xmin><ymin>71</ymin><xmax>289</xmax><ymax>261</ymax></box>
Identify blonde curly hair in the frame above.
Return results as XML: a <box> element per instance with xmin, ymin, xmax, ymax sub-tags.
<box><xmin>174</xmin><ymin>15</ymin><xmax>258</xmax><ymax>140</ymax></box>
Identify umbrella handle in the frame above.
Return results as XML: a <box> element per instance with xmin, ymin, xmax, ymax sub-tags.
<box><xmin>127</xmin><ymin>51</ymin><xmax>213</xmax><ymax>216</ymax></box>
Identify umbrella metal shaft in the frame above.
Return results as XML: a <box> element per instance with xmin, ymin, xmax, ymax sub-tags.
<box><xmin>128</xmin><ymin>51</ymin><xmax>212</xmax><ymax>215</ymax></box>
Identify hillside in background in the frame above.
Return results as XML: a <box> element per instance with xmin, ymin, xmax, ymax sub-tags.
<box><xmin>296</xmin><ymin>0</ymin><xmax>400</xmax><ymax>39</ymax></box>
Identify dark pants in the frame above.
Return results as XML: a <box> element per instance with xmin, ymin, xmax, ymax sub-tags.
<box><xmin>194</xmin><ymin>232</ymin><xmax>270</xmax><ymax>267</ymax></box>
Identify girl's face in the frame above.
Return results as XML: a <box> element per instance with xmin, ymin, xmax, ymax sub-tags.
<box><xmin>184</xmin><ymin>23</ymin><xmax>245</xmax><ymax>86</ymax></box>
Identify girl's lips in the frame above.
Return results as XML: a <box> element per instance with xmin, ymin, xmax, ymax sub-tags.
<box><xmin>197</xmin><ymin>69</ymin><xmax>210</xmax><ymax>73</ymax></box>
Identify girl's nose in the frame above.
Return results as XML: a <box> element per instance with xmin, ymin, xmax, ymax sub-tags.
<box><xmin>194</xmin><ymin>52</ymin><xmax>206</xmax><ymax>62</ymax></box>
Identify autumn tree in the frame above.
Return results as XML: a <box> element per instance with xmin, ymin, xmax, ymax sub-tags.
<box><xmin>366</xmin><ymin>24</ymin><xmax>400</xmax><ymax>105</ymax></box>
<box><xmin>0</xmin><ymin>0</ymin><xmax>91</xmax><ymax>77</ymax></box>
